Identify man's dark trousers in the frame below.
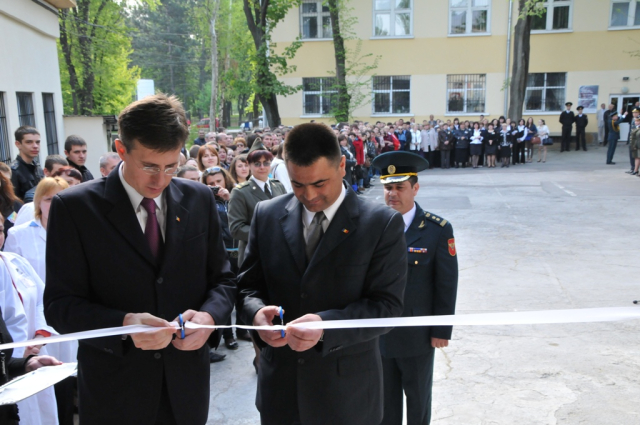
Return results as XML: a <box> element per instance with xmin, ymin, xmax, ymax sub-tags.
<box><xmin>561</xmin><ymin>126</ymin><xmax>572</xmax><ymax>152</ymax></box>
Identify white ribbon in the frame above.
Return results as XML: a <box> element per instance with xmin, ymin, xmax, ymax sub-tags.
<box><xmin>1</xmin><ymin>306</ymin><xmax>639</xmax><ymax>351</ymax></box>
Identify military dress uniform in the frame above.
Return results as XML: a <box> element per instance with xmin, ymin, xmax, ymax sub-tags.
<box><xmin>574</xmin><ymin>106</ymin><xmax>588</xmax><ymax>151</ymax></box>
<box><xmin>10</xmin><ymin>155</ymin><xmax>44</xmax><ymax>200</ymax></box>
<box><xmin>372</xmin><ymin>152</ymin><xmax>459</xmax><ymax>425</ymax></box>
<box><xmin>559</xmin><ymin>102</ymin><xmax>575</xmax><ymax>152</ymax></box>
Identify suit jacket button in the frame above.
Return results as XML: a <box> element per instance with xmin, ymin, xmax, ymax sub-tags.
<box><xmin>298</xmin><ymin>359</ymin><xmax>304</xmax><ymax>365</ymax></box>
<box><xmin>154</xmin><ymin>353</ymin><xmax>162</xmax><ymax>359</ymax></box>
<box><xmin>157</xmin><ymin>277</ymin><xmax>163</xmax><ymax>284</ymax></box>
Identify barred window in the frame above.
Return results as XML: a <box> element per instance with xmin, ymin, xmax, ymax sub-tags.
<box><xmin>372</xmin><ymin>76</ymin><xmax>411</xmax><ymax>114</ymax></box>
<box><xmin>524</xmin><ymin>73</ymin><xmax>566</xmax><ymax>112</ymax></box>
<box><xmin>374</xmin><ymin>0</ymin><xmax>412</xmax><ymax>37</ymax></box>
<box><xmin>17</xmin><ymin>92</ymin><xmax>35</xmax><ymax>127</ymax></box>
<box><xmin>449</xmin><ymin>0</ymin><xmax>490</xmax><ymax>35</ymax></box>
<box><xmin>610</xmin><ymin>1</ymin><xmax>640</xmax><ymax>28</ymax></box>
<box><xmin>446</xmin><ymin>74</ymin><xmax>486</xmax><ymax>113</ymax></box>
<box><xmin>531</xmin><ymin>0</ymin><xmax>572</xmax><ymax>31</ymax></box>
<box><xmin>0</xmin><ymin>93</ymin><xmax>11</xmax><ymax>164</ymax></box>
<box><xmin>42</xmin><ymin>93</ymin><xmax>59</xmax><ymax>155</ymax></box>
<box><xmin>303</xmin><ymin>77</ymin><xmax>337</xmax><ymax>115</ymax></box>
<box><xmin>300</xmin><ymin>0</ymin><xmax>332</xmax><ymax>39</ymax></box>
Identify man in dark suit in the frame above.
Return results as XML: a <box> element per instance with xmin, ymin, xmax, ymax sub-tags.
<box><xmin>559</xmin><ymin>101</ymin><xmax>575</xmax><ymax>152</ymax></box>
<box><xmin>373</xmin><ymin>152</ymin><xmax>458</xmax><ymax>425</ymax></box>
<box><xmin>44</xmin><ymin>94</ymin><xmax>236</xmax><ymax>425</ymax></box>
<box><xmin>575</xmin><ymin>105</ymin><xmax>589</xmax><ymax>151</ymax></box>
<box><xmin>238</xmin><ymin>123</ymin><xmax>407</xmax><ymax>425</ymax></box>
<box><xmin>603</xmin><ymin>103</ymin><xmax>614</xmax><ymax>147</ymax></box>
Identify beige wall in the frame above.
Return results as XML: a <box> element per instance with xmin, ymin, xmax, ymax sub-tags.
<box><xmin>63</xmin><ymin>116</ymin><xmax>111</xmax><ymax>178</ymax></box>
<box><xmin>271</xmin><ymin>0</ymin><xmax>640</xmax><ymax>133</ymax></box>
<box><xmin>0</xmin><ymin>0</ymin><xmax>65</xmax><ymax>162</ymax></box>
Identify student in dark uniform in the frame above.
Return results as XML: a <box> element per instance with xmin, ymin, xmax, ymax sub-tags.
<box><xmin>575</xmin><ymin>106</ymin><xmax>589</xmax><ymax>151</ymax></box>
<box><xmin>10</xmin><ymin>126</ymin><xmax>44</xmax><ymax>200</ymax></box>
<box><xmin>499</xmin><ymin>123</ymin><xmax>512</xmax><ymax>168</ymax></box>
<box><xmin>484</xmin><ymin>123</ymin><xmax>499</xmax><ymax>168</ymax></box>
<box><xmin>559</xmin><ymin>102</ymin><xmax>575</xmax><ymax>152</ymax></box>
<box><xmin>372</xmin><ymin>151</ymin><xmax>458</xmax><ymax>425</ymax></box>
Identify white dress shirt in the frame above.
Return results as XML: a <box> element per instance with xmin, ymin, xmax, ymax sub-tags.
<box><xmin>402</xmin><ymin>203</ymin><xmax>417</xmax><ymax>232</ymax></box>
<box><xmin>251</xmin><ymin>175</ymin><xmax>272</xmax><ymax>195</ymax></box>
<box><xmin>118</xmin><ymin>162</ymin><xmax>166</xmax><ymax>240</ymax></box>
<box><xmin>302</xmin><ymin>185</ymin><xmax>347</xmax><ymax>240</ymax></box>
<box><xmin>270</xmin><ymin>158</ymin><xmax>293</xmax><ymax>193</ymax></box>
<box><xmin>4</xmin><ymin>219</ymin><xmax>47</xmax><ymax>282</ymax></box>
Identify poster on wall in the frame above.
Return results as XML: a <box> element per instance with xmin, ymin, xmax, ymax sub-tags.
<box><xmin>578</xmin><ymin>85</ymin><xmax>599</xmax><ymax>112</ymax></box>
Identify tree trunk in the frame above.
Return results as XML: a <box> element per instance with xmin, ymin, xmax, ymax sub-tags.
<box><xmin>328</xmin><ymin>0</ymin><xmax>350</xmax><ymax>122</ymax></box>
<box><xmin>252</xmin><ymin>94</ymin><xmax>259</xmax><ymax>127</ymax></box>
<box><xmin>508</xmin><ymin>0</ymin><xmax>533</xmax><ymax>120</ymax></box>
<box><xmin>59</xmin><ymin>10</ymin><xmax>79</xmax><ymax>114</ymax></box>
<box><xmin>209</xmin><ymin>0</ymin><xmax>221</xmax><ymax>132</ymax></box>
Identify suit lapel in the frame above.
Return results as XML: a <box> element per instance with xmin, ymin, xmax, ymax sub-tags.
<box><xmin>310</xmin><ymin>185</ymin><xmax>358</xmax><ymax>266</ymax></box>
<box><xmin>104</xmin><ymin>171</ymin><xmax>156</xmax><ymax>267</ymax></box>
<box><xmin>279</xmin><ymin>196</ymin><xmax>306</xmax><ymax>274</ymax></box>
<box><xmin>404</xmin><ymin>204</ymin><xmax>425</xmax><ymax>248</ymax></box>
<box><xmin>160</xmin><ymin>182</ymin><xmax>188</xmax><ymax>273</ymax></box>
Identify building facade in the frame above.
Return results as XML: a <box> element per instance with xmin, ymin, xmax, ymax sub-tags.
<box><xmin>272</xmin><ymin>0</ymin><xmax>640</xmax><ymax>134</ymax></box>
<box><xmin>0</xmin><ymin>0</ymin><xmax>75</xmax><ymax>164</ymax></box>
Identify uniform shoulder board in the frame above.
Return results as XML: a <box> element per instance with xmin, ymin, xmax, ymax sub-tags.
<box><xmin>235</xmin><ymin>181</ymin><xmax>250</xmax><ymax>189</ymax></box>
<box><xmin>269</xmin><ymin>178</ymin><xmax>281</xmax><ymax>183</ymax></box>
<box><xmin>424</xmin><ymin>211</ymin><xmax>448</xmax><ymax>227</ymax></box>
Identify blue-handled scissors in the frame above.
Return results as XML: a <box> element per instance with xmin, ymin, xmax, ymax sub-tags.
<box><xmin>278</xmin><ymin>307</ymin><xmax>285</xmax><ymax>338</ymax></box>
<box><xmin>178</xmin><ymin>313</ymin><xmax>185</xmax><ymax>339</ymax></box>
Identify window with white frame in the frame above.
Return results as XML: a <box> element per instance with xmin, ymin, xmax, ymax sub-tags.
<box><xmin>610</xmin><ymin>1</ymin><xmax>640</xmax><ymax>28</ymax></box>
<box><xmin>373</xmin><ymin>0</ymin><xmax>412</xmax><ymax>37</ymax></box>
<box><xmin>300</xmin><ymin>0</ymin><xmax>332</xmax><ymax>39</ymax></box>
<box><xmin>0</xmin><ymin>93</ymin><xmax>11</xmax><ymax>164</ymax></box>
<box><xmin>531</xmin><ymin>0</ymin><xmax>572</xmax><ymax>31</ymax></box>
<box><xmin>446</xmin><ymin>74</ymin><xmax>486</xmax><ymax>114</ymax></box>
<box><xmin>303</xmin><ymin>77</ymin><xmax>337</xmax><ymax>115</ymax></box>
<box><xmin>373</xmin><ymin>76</ymin><xmax>411</xmax><ymax>114</ymax></box>
<box><xmin>449</xmin><ymin>0</ymin><xmax>490</xmax><ymax>35</ymax></box>
<box><xmin>524</xmin><ymin>72</ymin><xmax>566</xmax><ymax>112</ymax></box>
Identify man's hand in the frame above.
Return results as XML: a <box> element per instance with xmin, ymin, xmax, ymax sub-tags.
<box><xmin>253</xmin><ymin>306</ymin><xmax>288</xmax><ymax>348</ymax></box>
<box><xmin>23</xmin><ymin>335</ymin><xmax>46</xmax><ymax>357</ymax></box>
<box><xmin>25</xmin><ymin>355</ymin><xmax>63</xmax><ymax>372</ymax></box>
<box><xmin>286</xmin><ymin>314</ymin><xmax>323</xmax><ymax>352</ymax></box>
<box><xmin>123</xmin><ymin>313</ymin><xmax>176</xmax><ymax>350</ymax></box>
<box><xmin>431</xmin><ymin>337</ymin><xmax>449</xmax><ymax>349</ymax></box>
<box><xmin>172</xmin><ymin>310</ymin><xmax>215</xmax><ymax>351</ymax></box>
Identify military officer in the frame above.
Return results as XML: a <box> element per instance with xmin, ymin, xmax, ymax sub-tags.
<box><xmin>559</xmin><ymin>102</ymin><xmax>575</xmax><ymax>152</ymax></box>
<box><xmin>373</xmin><ymin>151</ymin><xmax>459</xmax><ymax>425</ymax></box>
<box><xmin>575</xmin><ymin>106</ymin><xmax>589</xmax><ymax>151</ymax></box>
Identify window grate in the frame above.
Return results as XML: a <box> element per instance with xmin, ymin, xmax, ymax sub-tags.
<box><xmin>42</xmin><ymin>93</ymin><xmax>59</xmax><ymax>155</ymax></box>
<box><xmin>0</xmin><ymin>93</ymin><xmax>11</xmax><ymax>164</ymax></box>
<box><xmin>524</xmin><ymin>72</ymin><xmax>566</xmax><ymax>112</ymax></box>
<box><xmin>446</xmin><ymin>74</ymin><xmax>486</xmax><ymax>113</ymax></box>
<box><xmin>372</xmin><ymin>76</ymin><xmax>411</xmax><ymax>114</ymax></box>
<box><xmin>16</xmin><ymin>92</ymin><xmax>35</xmax><ymax>127</ymax></box>
<box><xmin>302</xmin><ymin>77</ymin><xmax>337</xmax><ymax>115</ymax></box>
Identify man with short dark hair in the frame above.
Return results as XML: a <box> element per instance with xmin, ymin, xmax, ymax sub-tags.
<box><xmin>65</xmin><ymin>135</ymin><xmax>94</xmax><ymax>182</ymax></box>
<box><xmin>238</xmin><ymin>122</ymin><xmax>407</xmax><ymax>425</ymax></box>
<box><xmin>559</xmin><ymin>102</ymin><xmax>575</xmax><ymax>152</ymax></box>
<box><xmin>373</xmin><ymin>151</ymin><xmax>458</xmax><ymax>425</ymax></box>
<box><xmin>44</xmin><ymin>94</ymin><xmax>236</xmax><ymax>425</ymax></box>
<box><xmin>575</xmin><ymin>106</ymin><xmax>588</xmax><ymax>151</ymax></box>
<box><xmin>99</xmin><ymin>152</ymin><xmax>121</xmax><ymax>177</ymax></box>
<box><xmin>603</xmin><ymin>103</ymin><xmax>614</xmax><ymax>146</ymax></box>
<box><xmin>23</xmin><ymin>155</ymin><xmax>69</xmax><ymax>202</ymax></box>
<box><xmin>193</xmin><ymin>129</ymin><xmax>206</xmax><ymax>146</ymax></box>
<box><xmin>11</xmin><ymin>126</ymin><xmax>44</xmax><ymax>200</ymax></box>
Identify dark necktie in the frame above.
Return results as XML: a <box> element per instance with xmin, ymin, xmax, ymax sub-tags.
<box><xmin>141</xmin><ymin>197</ymin><xmax>163</xmax><ymax>260</ymax></box>
<box><xmin>306</xmin><ymin>211</ymin><xmax>326</xmax><ymax>262</ymax></box>
<box><xmin>264</xmin><ymin>183</ymin><xmax>272</xmax><ymax>198</ymax></box>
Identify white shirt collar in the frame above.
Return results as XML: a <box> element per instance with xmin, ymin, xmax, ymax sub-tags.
<box><xmin>302</xmin><ymin>184</ymin><xmax>347</xmax><ymax>230</ymax></box>
<box><xmin>251</xmin><ymin>175</ymin><xmax>270</xmax><ymax>192</ymax></box>
<box><xmin>118</xmin><ymin>162</ymin><xmax>163</xmax><ymax>211</ymax></box>
<box><xmin>402</xmin><ymin>203</ymin><xmax>417</xmax><ymax>232</ymax></box>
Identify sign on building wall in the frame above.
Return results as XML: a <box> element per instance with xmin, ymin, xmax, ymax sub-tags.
<box><xmin>578</xmin><ymin>85</ymin><xmax>599</xmax><ymax>112</ymax></box>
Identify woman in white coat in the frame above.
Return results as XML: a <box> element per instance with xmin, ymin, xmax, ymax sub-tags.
<box><xmin>410</xmin><ymin>123</ymin><xmax>421</xmax><ymax>152</ymax></box>
<box><xmin>4</xmin><ymin>177</ymin><xmax>71</xmax><ymax>425</ymax></box>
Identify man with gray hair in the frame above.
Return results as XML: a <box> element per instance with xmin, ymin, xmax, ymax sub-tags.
<box><xmin>99</xmin><ymin>152</ymin><xmax>121</xmax><ymax>177</ymax></box>
<box><xmin>205</xmin><ymin>132</ymin><xmax>216</xmax><ymax>143</ymax></box>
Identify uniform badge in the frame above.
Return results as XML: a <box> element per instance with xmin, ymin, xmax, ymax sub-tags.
<box><xmin>408</xmin><ymin>247</ymin><xmax>427</xmax><ymax>254</ymax></box>
<box><xmin>387</xmin><ymin>165</ymin><xmax>396</xmax><ymax>174</ymax></box>
<box><xmin>448</xmin><ymin>238</ymin><xmax>456</xmax><ymax>256</ymax></box>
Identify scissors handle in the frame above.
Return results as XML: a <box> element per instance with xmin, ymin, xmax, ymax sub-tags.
<box><xmin>179</xmin><ymin>313</ymin><xmax>185</xmax><ymax>339</ymax></box>
<box><xmin>278</xmin><ymin>307</ymin><xmax>285</xmax><ymax>338</ymax></box>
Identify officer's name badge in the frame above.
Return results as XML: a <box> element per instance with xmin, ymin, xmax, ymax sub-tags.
<box><xmin>408</xmin><ymin>247</ymin><xmax>427</xmax><ymax>254</ymax></box>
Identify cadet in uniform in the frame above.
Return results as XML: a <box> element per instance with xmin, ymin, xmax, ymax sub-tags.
<box><xmin>559</xmin><ymin>102</ymin><xmax>575</xmax><ymax>152</ymax></box>
<box><xmin>575</xmin><ymin>106</ymin><xmax>588</xmax><ymax>151</ymax></box>
<box><xmin>11</xmin><ymin>126</ymin><xmax>44</xmax><ymax>200</ymax></box>
<box><xmin>373</xmin><ymin>151</ymin><xmax>459</xmax><ymax>425</ymax></box>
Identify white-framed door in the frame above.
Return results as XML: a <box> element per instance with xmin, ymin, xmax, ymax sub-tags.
<box><xmin>609</xmin><ymin>94</ymin><xmax>639</xmax><ymax>141</ymax></box>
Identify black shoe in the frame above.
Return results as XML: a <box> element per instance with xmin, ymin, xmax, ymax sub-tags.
<box><xmin>583</xmin><ymin>149</ymin><xmax>587</xmax><ymax>151</ymax></box>
<box><xmin>225</xmin><ymin>337</ymin><xmax>239</xmax><ymax>350</ymax></box>
<box><xmin>209</xmin><ymin>351</ymin><xmax>226</xmax><ymax>363</ymax></box>
<box><xmin>607</xmin><ymin>162</ymin><xmax>616</xmax><ymax>165</ymax></box>
<box><xmin>632</xmin><ymin>172</ymin><xmax>638</xmax><ymax>176</ymax></box>
<box><xmin>237</xmin><ymin>332</ymin><xmax>253</xmax><ymax>342</ymax></box>
<box><xmin>356</xmin><ymin>190</ymin><xmax>363</xmax><ymax>195</ymax></box>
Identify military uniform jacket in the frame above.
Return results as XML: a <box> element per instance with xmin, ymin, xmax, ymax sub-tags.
<box><xmin>10</xmin><ymin>156</ymin><xmax>44</xmax><ymax>200</ymax></box>
<box><xmin>228</xmin><ymin>178</ymin><xmax>287</xmax><ymax>266</ymax></box>
<box><xmin>559</xmin><ymin>110</ymin><xmax>575</xmax><ymax>128</ymax></box>
<box><xmin>575</xmin><ymin>114</ymin><xmax>588</xmax><ymax>129</ymax></box>
<box><xmin>380</xmin><ymin>203</ymin><xmax>458</xmax><ymax>359</ymax></box>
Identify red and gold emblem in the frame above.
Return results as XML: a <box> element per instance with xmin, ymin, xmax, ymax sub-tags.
<box><xmin>448</xmin><ymin>238</ymin><xmax>456</xmax><ymax>256</ymax></box>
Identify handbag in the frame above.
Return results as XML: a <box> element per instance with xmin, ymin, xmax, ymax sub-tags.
<box><xmin>542</xmin><ymin>137</ymin><xmax>553</xmax><ymax>146</ymax></box>
<box><xmin>531</xmin><ymin>136</ymin><xmax>541</xmax><ymax>145</ymax></box>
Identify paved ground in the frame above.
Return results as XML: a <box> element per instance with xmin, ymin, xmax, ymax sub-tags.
<box><xmin>207</xmin><ymin>142</ymin><xmax>640</xmax><ymax>425</ymax></box>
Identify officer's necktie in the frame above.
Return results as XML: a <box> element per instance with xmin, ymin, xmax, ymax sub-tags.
<box><xmin>264</xmin><ymin>183</ymin><xmax>272</xmax><ymax>198</ymax></box>
<box><xmin>141</xmin><ymin>197</ymin><xmax>163</xmax><ymax>260</ymax></box>
<box><xmin>306</xmin><ymin>211</ymin><xmax>326</xmax><ymax>263</ymax></box>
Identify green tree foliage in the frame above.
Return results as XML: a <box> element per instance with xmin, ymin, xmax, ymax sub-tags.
<box><xmin>58</xmin><ymin>0</ymin><xmax>147</xmax><ymax>115</ymax></box>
